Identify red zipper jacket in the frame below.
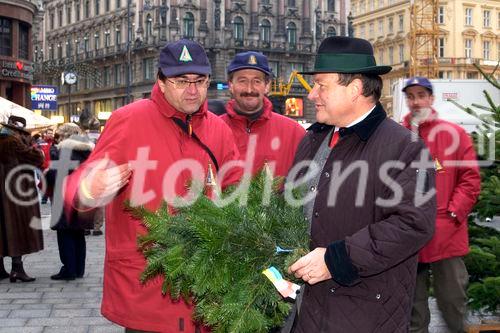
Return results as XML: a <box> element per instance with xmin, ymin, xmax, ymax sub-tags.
<box><xmin>403</xmin><ymin>110</ymin><xmax>480</xmax><ymax>263</ymax></box>
<box><xmin>64</xmin><ymin>83</ymin><xmax>241</xmax><ymax>332</ymax></box>
<box><xmin>221</xmin><ymin>97</ymin><xmax>305</xmax><ymax>177</ymax></box>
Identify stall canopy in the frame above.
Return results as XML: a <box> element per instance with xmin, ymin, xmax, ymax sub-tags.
<box><xmin>0</xmin><ymin>97</ymin><xmax>55</xmax><ymax>131</ymax></box>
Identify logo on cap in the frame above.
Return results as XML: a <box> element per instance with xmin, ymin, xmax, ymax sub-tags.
<box><xmin>248</xmin><ymin>55</ymin><xmax>257</xmax><ymax>65</ymax></box>
<box><xmin>412</xmin><ymin>78</ymin><xmax>419</xmax><ymax>85</ymax></box>
<box><xmin>179</xmin><ymin>45</ymin><xmax>193</xmax><ymax>62</ymax></box>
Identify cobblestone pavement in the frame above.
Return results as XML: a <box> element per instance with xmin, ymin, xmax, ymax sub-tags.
<box><xmin>0</xmin><ymin>205</ymin><xmax>498</xmax><ymax>332</ymax></box>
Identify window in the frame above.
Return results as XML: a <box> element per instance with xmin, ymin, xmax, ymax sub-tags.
<box><xmin>465</xmin><ymin>38</ymin><xmax>472</xmax><ymax>58</ymax></box>
<box><xmin>260</xmin><ymin>19</ymin><xmax>271</xmax><ymax>43</ymax></box>
<box><xmin>360</xmin><ymin>0</ymin><xmax>365</xmax><ymax>14</ymax></box>
<box><xmin>115</xmin><ymin>26</ymin><xmax>121</xmax><ymax>47</ymax></box>
<box><xmin>287</xmin><ymin>22</ymin><xmax>297</xmax><ymax>47</ymax></box>
<box><xmin>389</xmin><ymin>46</ymin><xmax>394</xmax><ymax>64</ymax></box>
<box><xmin>95</xmin><ymin>0</ymin><xmax>100</xmax><ymax>15</ymax></box>
<box><xmin>75</xmin><ymin>40</ymin><xmax>80</xmax><ymax>54</ymax></box>
<box><xmin>438</xmin><ymin>38</ymin><xmax>445</xmax><ymax>57</ymax></box>
<box><xmin>287</xmin><ymin>0</ymin><xmax>295</xmax><ymax>6</ymax></box>
<box><xmin>483</xmin><ymin>41</ymin><xmax>490</xmax><ymax>59</ymax></box>
<box><xmin>143</xmin><ymin>57</ymin><xmax>155</xmax><ymax>80</ymax></box>
<box><xmin>465</xmin><ymin>8</ymin><xmax>472</xmax><ymax>25</ymax></box>
<box><xmin>438</xmin><ymin>6</ymin><xmax>444</xmax><ymax>24</ymax></box>
<box><xmin>66</xmin><ymin>39</ymin><xmax>72</xmax><ymax>57</ymax></box>
<box><xmin>183</xmin><ymin>12</ymin><xmax>194</xmax><ymax>39</ymax></box>
<box><xmin>326</xmin><ymin>26</ymin><xmax>337</xmax><ymax>37</ymax></box>
<box><xmin>388</xmin><ymin>17</ymin><xmax>393</xmax><ymax>33</ymax></box>
<box><xmin>379</xmin><ymin>48</ymin><xmax>384</xmax><ymax>64</ymax></box>
<box><xmin>116</xmin><ymin>0</ymin><xmax>121</xmax><ymax>8</ymax></box>
<box><xmin>360</xmin><ymin>24</ymin><xmax>366</xmax><ymax>38</ymax></box>
<box><xmin>0</xmin><ymin>18</ymin><xmax>12</xmax><ymax>56</ymax></box>
<box><xmin>483</xmin><ymin>10</ymin><xmax>490</xmax><ymax>27</ymax></box>
<box><xmin>57</xmin><ymin>43</ymin><xmax>62</xmax><ymax>58</ymax></box>
<box><xmin>370</xmin><ymin>0</ymin><xmax>374</xmax><ymax>11</ymax></box>
<box><xmin>58</xmin><ymin>9</ymin><xmax>63</xmax><ymax>27</ymax></box>
<box><xmin>19</xmin><ymin>24</ymin><xmax>30</xmax><ymax>59</ymax></box>
<box><xmin>399</xmin><ymin>14</ymin><xmax>404</xmax><ymax>31</ymax></box>
<box><xmin>233</xmin><ymin>16</ymin><xmax>244</xmax><ymax>42</ymax></box>
<box><xmin>103</xmin><ymin>66</ymin><xmax>111</xmax><ymax>86</ymax></box>
<box><xmin>328</xmin><ymin>0</ymin><xmax>335</xmax><ymax>12</ymax></box>
<box><xmin>378</xmin><ymin>18</ymin><xmax>383</xmax><ymax>36</ymax></box>
<box><xmin>114</xmin><ymin>64</ymin><xmax>122</xmax><ymax>85</ymax></box>
<box><xmin>104</xmin><ymin>31</ymin><xmax>111</xmax><ymax>47</ymax></box>
<box><xmin>85</xmin><ymin>0</ymin><xmax>90</xmax><ymax>18</ymax></box>
<box><xmin>269</xmin><ymin>61</ymin><xmax>279</xmax><ymax>77</ymax></box>
<box><xmin>75</xmin><ymin>3</ymin><xmax>80</xmax><ymax>21</ymax></box>
<box><xmin>50</xmin><ymin>11</ymin><xmax>54</xmax><ymax>30</ymax></box>
<box><xmin>105</xmin><ymin>0</ymin><xmax>110</xmax><ymax>11</ymax></box>
<box><xmin>84</xmin><ymin>36</ymin><xmax>89</xmax><ymax>52</ymax></box>
<box><xmin>285</xmin><ymin>62</ymin><xmax>303</xmax><ymax>80</ymax></box>
<box><xmin>94</xmin><ymin>32</ymin><xmax>100</xmax><ymax>50</ymax></box>
<box><xmin>49</xmin><ymin>44</ymin><xmax>54</xmax><ymax>60</ymax></box>
<box><xmin>67</xmin><ymin>5</ymin><xmax>71</xmax><ymax>24</ymax></box>
<box><xmin>399</xmin><ymin>44</ymin><xmax>404</xmax><ymax>62</ymax></box>
<box><xmin>369</xmin><ymin>22</ymin><xmax>374</xmax><ymax>38</ymax></box>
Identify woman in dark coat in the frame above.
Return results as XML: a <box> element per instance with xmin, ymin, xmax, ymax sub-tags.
<box><xmin>0</xmin><ymin>116</ymin><xmax>44</xmax><ymax>282</ymax></box>
<box><xmin>46</xmin><ymin>123</ymin><xmax>94</xmax><ymax>280</ymax></box>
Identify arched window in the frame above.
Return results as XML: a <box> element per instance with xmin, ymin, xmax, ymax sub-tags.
<box><xmin>183</xmin><ymin>12</ymin><xmax>195</xmax><ymax>38</ymax></box>
<box><xmin>326</xmin><ymin>26</ymin><xmax>337</xmax><ymax>37</ymax></box>
<box><xmin>233</xmin><ymin>16</ymin><xmax>244</xmax><ymax>43</ymax></box>
<box><xmin>146</xmin><ymin>14</ymin><xmax>153</xmax><ymax>38</ymax></box>
<box><xmin>286</xmin><ymin>22</ymin><xmax>297</xmax><ymax>47</ymax></box>
<box><xmin>260</xmin><ymin>19</ymin><xmax>271</xmax><ymax>44</ymax></box>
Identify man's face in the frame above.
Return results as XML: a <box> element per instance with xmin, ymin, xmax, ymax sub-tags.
<box><xmin>228</xmin><ymin>69</ymin><xmax>270</xmax><ymax>114</ymax></box>
<box><xmin>405</xmin><ymin>85</ymin><xmax>434</xmax><ymax>118</ymax></box>
<box><xmin>158</xmin><ymin>74</ymin><xmax>209</xmax><ymax>115</ymax></box>
<box><xmin>307</xmin><ymin>73</ymin><xmax>353</xmax><ymax>126</ymax></box>
<box><xmin>45</xmin><ymin>129</ymin><xmax>54</xmax><ymax>139</ymax></box>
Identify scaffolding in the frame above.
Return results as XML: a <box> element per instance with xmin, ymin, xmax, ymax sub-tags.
<box><xmin>409</xmin><ymin>0</ymin><xmax>439</xmax><ymax>78</ymax></box>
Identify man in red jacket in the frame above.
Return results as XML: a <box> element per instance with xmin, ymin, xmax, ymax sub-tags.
<box><xmin>221</xmin><ymin>51</ymin><xmax>305</xmax><ymax>177</ymax></box>
<box><xmin>63</xmin><ymin>39</ymin><xmax>241</xmax><ymax>332</ymax></box>
<box><xmin>403</xmin><ymin>77</ymin><xmax>481</xmax><ymax>333</ymax></box>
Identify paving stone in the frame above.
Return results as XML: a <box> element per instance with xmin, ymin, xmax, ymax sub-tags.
<box><xmin>52</xmin><ymin>303</ymin><xmax>85</xmax><ymax>309</ymax></box>
<box><xmin>70</xmin><ymin>317</ymin><xmax>113</xmax><ymax>326</ymax></box>
<box><xmin>0</xmin><ymin>318</ymin><xmax>28</xmax><ymax>326</ymax></box>
<box><xmin>8</xmin><ymin>309</ymin><xmax>51</xmax><ymax>318</ymax></box>
<box><xmin>0</xmin><ymin>293</ymin><xmax>42</xmax><ymax>299</ymax></box>
<box><xmin>12</xmin><ymin>298</ymin><xmax>42</xmax><ymax>304</ymax></box>
<box><xmin>0</xmin><ymin>304</ymin><xmax>22</xmax><ymax>311</ymax></box>
<box><xmin>35</xmin><ymin>287</ymin><xmax>63</xmax><ymax>293</ymax></box>
<box><xmin>25</xmin><ymin>318</ymin><xmax>71</xmax><ymax>326</ymax></box>
<box><xmin>51</xmin><ymin>308</ymin><xmax>92</xmax><ymax>317</ymax></box>
<box><xmin>22</xmin><ymin>304</ymin><xmax>53</xmax><ymax>310</ymax></box>
<box><xmin>43</xmin><ymin>327</ymin><xmax>88</xmax><ymax>333</ymax></box>
<box><xmin>88</xmin><ymin>326</ymin><xmax>123</xmax><ymax>333</ymax></box>
<box><xmin>0</xmin><ymin>309</ymin><xmax>10</xmax><ymax>318</ymax></box>
<box><xmin>0</xmin><ymin>327</ymin><xmax>43</xmax><ymax>333</ymax></box>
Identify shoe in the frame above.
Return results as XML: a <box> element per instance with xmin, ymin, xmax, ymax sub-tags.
<box><xmin>50</xmin><ymin>273</ymin><xmax>76</xmax><ymax>281</ymax></box>
<box><xmin>9</xmin><ymin>271</ymin><xmax>36</xmax><ymax>283</ymax></box>
<box><xmin>92</xmin><ymin>230</ymin><xmax>103</xmax><ymax>236</ymax></box>
<box><xmin>84</xmin><ymin>230</ymin><xmax>91</xmax><ymax>236</ymax></box>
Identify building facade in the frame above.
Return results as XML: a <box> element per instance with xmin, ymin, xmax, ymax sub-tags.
<box><xmin>351</xmin><ymin>0</ymin><xmax>499</xmax><ymax>113</ymax></box>
<box><xmin>0</xmin><ymin>0</ymin><xmax>40</xmax><ymax>107</ymax></box>
<box><xmin>34</xmin><ymin>0</ymin><xmax>350</xmax><ymax>123</ymax></box>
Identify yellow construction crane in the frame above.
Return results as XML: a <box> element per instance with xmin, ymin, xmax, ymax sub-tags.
<box><xmin>269</xmin><ymin>70</ymin><xmax>312</xmax><ymax>96</ymax></box>
<box><xmin>409</xmin><ymin>0</ymin><xmax>439</xmax><ymax>78</ymax></box>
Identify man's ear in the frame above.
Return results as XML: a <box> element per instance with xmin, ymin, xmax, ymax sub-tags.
<box><xmin>157</xmin><ymin>79</ymin><xmax>166</xmax><ymax>93</ymax></box>
<box><xmin>350</xmin><ymin>78</ymin><xmax>363</xmax><ymax>101</ymax></box>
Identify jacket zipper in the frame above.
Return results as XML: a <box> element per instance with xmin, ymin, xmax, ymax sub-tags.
<box><xmin>186</xmin><ymin>114</ymin><xmax>193</xmax><ymax>137</ymax></box>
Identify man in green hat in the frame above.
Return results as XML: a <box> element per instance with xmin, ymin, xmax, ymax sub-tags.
<box><xmin>287</xmin><ymin>36</ymin><xmax>437</xmax><ymax>332</ymax></box>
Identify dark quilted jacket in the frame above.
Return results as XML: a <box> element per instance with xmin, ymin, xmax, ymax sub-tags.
<box><xmin>289</xmin><ymin>104</ymin><xmax>436</xmax><ymax>332</ymax></box>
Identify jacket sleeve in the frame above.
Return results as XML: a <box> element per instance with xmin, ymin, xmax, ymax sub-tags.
<box><xmin>13</xmin><ymin>139</ymin><xmax>44</xmax><ymax>169</ymax></box>
<box><xmin>446</xmin><ymin>129</ymin><xmax>481</xmax><ymax>223</ymax></box>
<box><xmin>63</xmin><ymin>110</ymin><xmax>130</xmax><ymax>213</ymax></box>
<box><xmin>325</xmin><ymin>141</ymin><xmax>436</xmax><ymax>284</ymax></box>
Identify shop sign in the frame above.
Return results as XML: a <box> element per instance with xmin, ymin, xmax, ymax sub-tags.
<box><xmin>1</xmin><ymin>60</ymin><xmax>34</xmax><ymax>81</ymax></box>
<box><xmin>31</xmin><ymin>85</ymin><xmax>59</xmax><ymax>110</ymax></box>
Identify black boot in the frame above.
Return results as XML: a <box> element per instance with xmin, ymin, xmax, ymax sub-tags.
<box><xmin>10</xmin><ymin>256</ymin><xmax>35</xmax><ymax>283</ymax></box>
<box><xmin>0</xmin><ymin>257</ymin><xmax>9</xmax><ymax>280</ymax></box>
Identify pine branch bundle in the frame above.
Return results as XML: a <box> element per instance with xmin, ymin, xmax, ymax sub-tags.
<box><xmin>128</xmin><ymin>172</ymin><xmax>309</xmax><ymax>333</ymax></box>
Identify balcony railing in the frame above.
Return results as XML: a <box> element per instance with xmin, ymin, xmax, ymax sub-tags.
<box><xmin>230</xmin><ymin>38</ymin><xmax>313</xmax><ymax>53</ymax></box>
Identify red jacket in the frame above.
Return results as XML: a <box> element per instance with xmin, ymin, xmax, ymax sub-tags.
<box><xmin>403</xmin><ymin>110</ymin><xmax>480</xmax><ymax>263</ymax></box>
<box><xmin>64</xmin><ymin>83</ymin><xmax>241</xmax><ymax>332</ymax></box>
<box><xmin>221</xmin><ymin>97</ymin><xmax>305</xmax><ymax>177</ymax></box>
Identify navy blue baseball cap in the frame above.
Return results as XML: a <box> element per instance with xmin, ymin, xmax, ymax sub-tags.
<box><xmin>227</xmin><ymin>51</ymin><xmax>272</xmax><ymax>76</ymax></box>
<box><xmin>159</xmin><ymin>39</ymin><xmax>211</xmax><ymax>77</ymax></box>
<box><xmin>402</xmin><ymin>77</ymin><xmax>433</xmax><ymax>93</ymax></box>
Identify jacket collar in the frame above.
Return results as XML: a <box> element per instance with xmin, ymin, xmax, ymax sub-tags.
<box><xmin>309</xmin><ymin>102</ymin><xmax>387</xmax><ymax>141</ymax></box>
<box><xmin>402</xmin><ymin>108</ymin><xmax>438</xmax><ymax>130</ymax></box>
<box><xmin>225</xmin><ymin>96</ymin><xmax>273</xmax><ymax>122</ymax></box>
<box><xmin>150</xmin><ymin>82</ymin><xmax>208</xmax><ymax>121</ymax></box>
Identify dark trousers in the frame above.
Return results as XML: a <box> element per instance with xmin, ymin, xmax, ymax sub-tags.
<box><xmin>410</xmin><ymin>257</ymin><xmax>469</xmax><ymax>333</ymax></box>
<box><xmin>56</xmin><ymin>229</ymin><xmax>86</xmax><ymax>278</ymax></box>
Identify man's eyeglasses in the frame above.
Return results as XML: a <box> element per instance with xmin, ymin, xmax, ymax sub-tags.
<box><xmin>166</xmin><ymin>77</ymin><xmax>210</xmax><ymax>89</ymax></box>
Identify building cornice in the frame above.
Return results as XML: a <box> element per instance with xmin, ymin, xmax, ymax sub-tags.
<box><xmin>0</xmin><ymin>0</ymin><xmax>37</xmax><ymax>14</ymax></box>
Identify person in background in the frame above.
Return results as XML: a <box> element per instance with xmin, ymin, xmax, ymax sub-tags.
<box><xmin>46</xmin><ymin>123</ymin><xmax>94</xmax><ymax>280</ymax></box>
<box><xmin>403</xmin><ymin>77</ymin><xmax>481</xmax><ymax>333</ymax></box>
<box><xmin>221</xmin><ymin>51</ymin><xmax>305</xmax><ymax>177</ymax></box>
<box><xmin>0</xmin><ymin>116</ymin><xmax>44</xmax><ymax>282</ymax></box>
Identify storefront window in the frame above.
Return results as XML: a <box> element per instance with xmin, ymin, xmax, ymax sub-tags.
<box><xmin>0</xmin><ymin>17</ymin><xmax>12</xmax><ymax>56</ymax></box>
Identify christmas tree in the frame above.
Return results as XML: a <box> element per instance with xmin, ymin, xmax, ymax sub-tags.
<box><xmin>128</xmin><ymin>172</ymin><xmax>309</xmax><ymax>332</ymax></box>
